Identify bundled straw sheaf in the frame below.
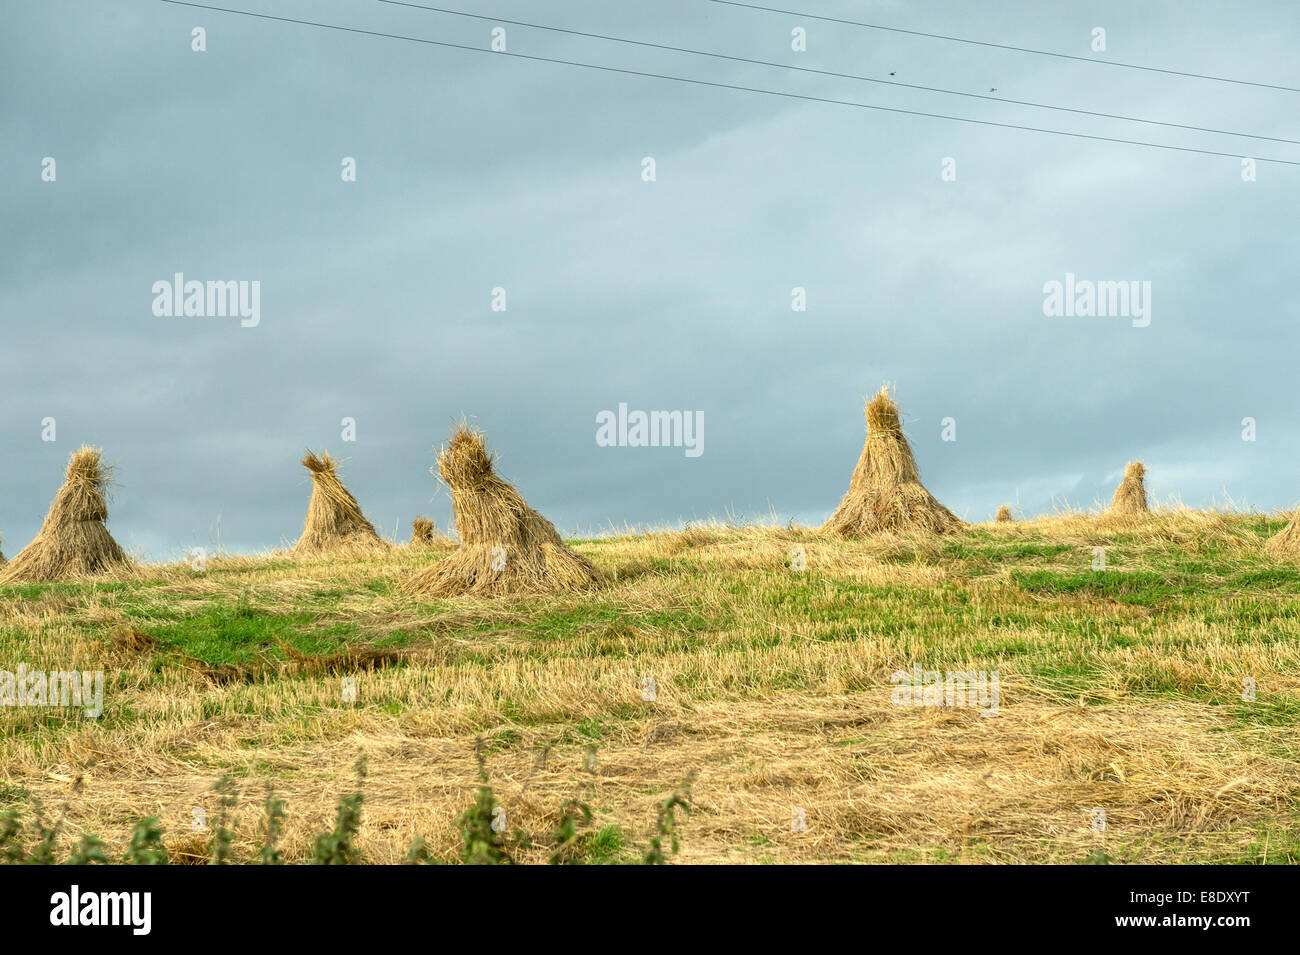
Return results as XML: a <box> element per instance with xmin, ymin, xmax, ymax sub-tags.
<box><xmin>409</xmin><ymin>515</ymin><xmax>448</xmax><ymax>546</ymax></box>
<box><xmin>995</xmin><ymin>505</ymin><xmax>1013</xmax><ymax>523</ymax></box>
<box><xmin>405</xmin><ymin>424</ymin><xmax>601</xmax><ymax>597</ymax></box>
<box><xmin>1110</xmin><ymin>461</ymin><xmax>1149</xmax><ymax>515</ymax></box>
<box><xmin>1266</xmin><ymin>507</ymin><xmax>1300</xmax><ymax>558</ymax></box>
<box><xmin>821</xmin><ymin>387</ymin><xmax>963</xmax><ymax>537</ymax></box>
<box><xmin>0</xmin><ymin>446</ymin><xmax>129</xmax><ymax>582</ymax></box>
<box><xmin>291</xmin><ymin>451</ymin><xmax>386</xmax><ymax>553</ymax></box>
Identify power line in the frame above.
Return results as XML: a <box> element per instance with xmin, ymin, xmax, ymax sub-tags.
<box><xmin>709</xmin><ymin>1</ymin><xmax>1300</xmax><ymax>94</ymax></box>
<box><xmin>157</xmin><ymin>1</ymin><xmax>1300</xmax><ymax>166</ymax></box>
<box><xmin>376</xmin><ymin>0</ymin><xmax>1300</xmax><ymax>146</ymax></box>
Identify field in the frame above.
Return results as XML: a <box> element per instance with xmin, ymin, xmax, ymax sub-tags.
<box><xmin>2</xmin><ymin>508</ymin><xmax>1299</xmax><ymax>864</ymax></box>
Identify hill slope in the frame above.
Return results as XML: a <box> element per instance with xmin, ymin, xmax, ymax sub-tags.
<box><xmin>1</xmin><ymin>510</ymin><xmax>1298</xmax><ymax>864</ymax></box>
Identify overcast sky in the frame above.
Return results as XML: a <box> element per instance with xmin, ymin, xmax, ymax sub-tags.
<box><xmin>2</xmin><ymin>0</ymin><xmax>1297</xmax><ymax>560</ymax></box>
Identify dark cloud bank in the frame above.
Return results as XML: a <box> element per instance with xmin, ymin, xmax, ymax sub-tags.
<box><xmin>2</xmin><ymin>0</ymin><xmax>1296</xmax><ymax>560</ymax></box>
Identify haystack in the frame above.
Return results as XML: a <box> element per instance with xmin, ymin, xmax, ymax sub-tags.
<box><xmin>405</xmin><ymin>424</ymin><xmax>600</xmax><ymax>597</ymax></box>
<box><xmin>995</xmin><ymin>505</ymin><xmax>1013</xmax><ymax>523</ymax></box>
<box><xmin>291</xmin><ymin>451</ymin><xmax>386</xmax><ymax>553</ymax></box>
<box><xmin>0</xmin><ymin>532</ymin><xmax>6</xmax><ymax>566</ymax></box>
<box><xmin>821</xmin><ymin>387</ymin><xmax>963</xmax><ymax>537</ymax></box>
<box><xmin>409</xmin><ymin>515</ymin><xmax>447</xmax><ymax>546</ymax></box>
<box><xmin>1266</xmin><ymin>506</ymin><xmax>1300</xmax><ymax>558</ymax></box>
<box><xmin>1109</xmin><ymin>461</ymin><xmax>1149</xmax><ymax>515</ymax></box>
<box><xmin>0</xmin><ymin>446</ymin><xmax>129</xmax><ymax>583</ymax></box>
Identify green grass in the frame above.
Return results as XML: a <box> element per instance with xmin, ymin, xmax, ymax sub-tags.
<box><xmin>1012</xmin><ymin>569</ymin><xmax>1187</xmax><ymax>606</ymax></box>
<box><xmin>2</xmin><ymin>513</ymin><xmax>1299</xmax><ymax>863</ymax></box>
<box><xmin>146</xmin><ymin>600</ymin><xmax>358</xmax><ymax>665</ymax></box>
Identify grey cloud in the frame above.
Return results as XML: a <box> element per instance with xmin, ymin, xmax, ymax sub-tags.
<box><xmin>2</xmin><ymin>0</ymin><xmax>1297</xmax><ymax>559</ymax></box>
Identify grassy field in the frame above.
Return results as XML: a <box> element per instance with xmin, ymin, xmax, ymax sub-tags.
<box><xmin>2</xmin><ymin>508</ymin><xmax>1299</xmax><ymax>864</ymax></box>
